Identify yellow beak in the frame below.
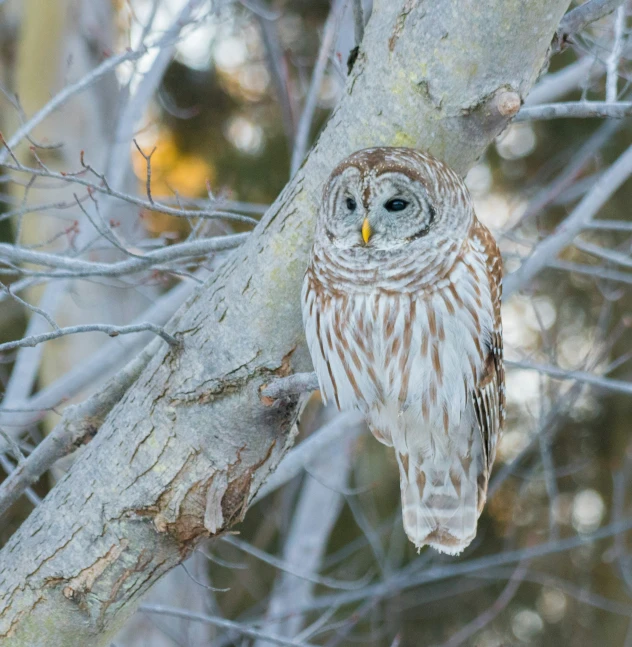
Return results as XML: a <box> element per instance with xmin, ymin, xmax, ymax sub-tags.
<box><xmin>361</xmin><ymin>218</ymin><xmax>372</xmax><ymax>244</ymax></box>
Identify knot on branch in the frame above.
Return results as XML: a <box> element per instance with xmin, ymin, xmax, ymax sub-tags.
<box><xmin>494</xmin><ymin>90</ymin><xmax>521</xmax><ymax>118</ymax></box>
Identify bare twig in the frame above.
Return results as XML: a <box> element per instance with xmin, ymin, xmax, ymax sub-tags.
<box><xmin>301</xmin><ymin>518</ymin><xmax>632</xmax><ymax>612</ymax></box>
<box><xmin>0</xmin><ymin>283</ymin><xmax>59</xmax><ymax>331</ymax></box>
<box><xmin>516</xmin><ymin>101</ymin><xmax>632</xmax><ymax>121</ymax></box>
<box><xmin>0</xmin><ymin>234</ymin><xmax>248</xmax><ymax>279</ymax></box>
<box><xmin>290</xmin><ymin>0</ymin><xmax>348</xmax><ymax>176</ymax></box>
<box><xmin>224</xmin><ymin>534</ymin><xmax>367</xmax><ymax>591</ymax></box>
<box><xmin>510</xmin><ymin>120</ymin><xmax>622</xmax><ymax>230</ymax></box>
<box><xmin>352</xmin><ymin>0</ymin><xmax>365</xmax><ymax>46</ymax></box>
<box><xmin>106</xmin><ymin>0</ymin><xmax>204</xmax><ymax>192</ymax></box>
<box><xmin>553</xmin><ymin>0</ymin><xmax>627</xmax><ymax>53</ymax></box>
<box><xmin>253</xmin><ymin>412</ymin><xmax>364</xmax><ymax>504</ymax></box>
<box><xmin>506</xmin><ymin>359</ymin><xmax>632</xmax><ymax>395</ymax></box>
<box><xmin>504</xmin><ymin>141</ymin><xmax>632</xmax><ymax>297</ymax></box>
<box><xmin>2</xmin><ymin>160</ymin><xmax>258</xmax><ymax>225</ymax></box>
<box><xmin>0</xmin><ymin>278</ymin><xmax>194</xmax><ymax>448</ymax></box>
<box><xmin>575</xmin><ymin>238</ymin><xmax>632</xmax><ymax>269</ymax></box>
<box><xmin>0</xmin><ymin>454</ymin><xmax>40</xmax><ymax>507</ymax></box>
<box><xmin>139</xmin><ymin>604</ymin><xmax>319</xmax><ymax>647</ymax></box>
<box><xmin>606</xmin><ymin>6</ymin><xmax>626</xmax><ymax>101</ymax></box>
<box><xmin>257</xmin><ymin>13</ymin><xmax>295</xmax><ymax>147</ymax></box>
<box><xmin>255</xmin><ymin>428</ymin><xmax>356</xmax><ymax>645</ymax></box>
<box><xmin>133</xmin><ymin>140</ymin><xmax>157</xmax><ymax>204</ymax></box>
<box><xmin>0</xmin><ymin>47</ymin><xmax>148</xmax><ymax>165</ymax></box>
<box><xmin>0</xmin><ymin>322</ymin><xmax>179</xmax><ymax>354</ymax></box>
<box><xmin>441</xmin><ymin>562</ymin><xmax>528</xmax><ymax>647</ymax></box>
<box><xmin>261</xmin><ymin>372</ymin><xmax>319</xmax><ymax>401</ymax></box>
<box><xmin>525</xmin><ymin>56</ymin><xmax>604</xmax><ymax>106</ymax></box>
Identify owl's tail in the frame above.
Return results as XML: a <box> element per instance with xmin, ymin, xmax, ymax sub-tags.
<box><xmin>395</xmin><ymin>446</ymin><xmax>487</xmax><ymax>556</ymax></box>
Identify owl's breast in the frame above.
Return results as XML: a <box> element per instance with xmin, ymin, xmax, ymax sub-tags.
<box><xmin>302</xmin><ymin>252</ymin><xmax>495</xmax><ymax>435</ymax></box>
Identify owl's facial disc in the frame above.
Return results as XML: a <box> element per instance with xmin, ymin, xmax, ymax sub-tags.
<box><xmin>323</xmin><ymin>169</ymin><xmax>436</xmax><ymax>250</ymax></box>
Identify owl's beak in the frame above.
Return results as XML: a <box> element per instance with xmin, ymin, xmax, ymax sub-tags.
<box><xmin>361</xmin><ymin>218</ymin><xmax>372</xmax><ymax>244</ymax></box>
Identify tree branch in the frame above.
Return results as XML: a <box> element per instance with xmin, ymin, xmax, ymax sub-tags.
<box><xmin>553</xmin><ymin>0</ymin><xmax>627</xmax><ymax>52</ymax></box>
<box><xmin>516</xmin><ymin>101</ymin><xmax>632</xmax><ymax>121</ymax></box>
<box><xmin>504</xmin><ymin>141</ymin><xmax>632</xmax><ymax>297</ymax></box>
<box><xmin>0</xmin><ymin>321</ymin><xmax>179</xmax><ymax>354</ymax></box>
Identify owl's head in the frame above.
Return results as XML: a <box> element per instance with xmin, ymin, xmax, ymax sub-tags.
<box><xmin>318</xmin><ymin>147</ymin><xmax>474</xmax><ymax>251</ymax></box>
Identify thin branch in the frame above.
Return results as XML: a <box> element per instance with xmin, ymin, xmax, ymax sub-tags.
<box><xmin>2</xmin><ymin>160</ymin><xmax>259</xmax><ymax>225</ymax></box>
<box><xmin>525</xmin><ymin>56</ymin><xmax>604</xmax><ymax>106</ymax></box>
<box><xmin>257</xmin><ymin>13</ymin><xmax>295</xmax><ymax>147</ymax></box>
<box><xmin>516</xmin><ymin>101</ymin><xmax>632</xmax><ymax>121</ymax></box>
<box><xmin>506</xmin><ymin>359</ymin><xmax>632</xmax><ymax>395</ymax></box>
<box><xmin>606</xmin><ymin>6</ymin><xmax>626</xmax><ymax>101</ymax></box>
<box><xmin>238</xmin><ymin>0</ymin><xmax>281</xmax><ymax>20</ymax></box>
<box><xmin>510</xmin><ymin>120</ymin><xmax>622</xmax><ymax>231</ymax></box>
<box><xmin>550</xmin><ymin>258</ymin><xmax>632</xmax><ymax>285</ymax></box>
<box><xmin>352</xmin><ymin>0</ymin><xmax>365</xmax><ymax>46</ymax></box>
<box><xmin>504</xmin><ymin>141</ymin><xmax>632</xmax><ymax>297</ymax></box>
<box><xmin>223</xmin><ymin>535</ymin><xmax>368</xmax><ymax>591</ymax></box>
<box><xmin>133</xmin><ymin>140</ymin><xmax>157</xmax><ymax>204</ymax></box>
<box><xmin>0</xmin><ymin>322</ymin><xmax>179</xmax><ymax>354</ymax></box>
<box><xmin>553</xmin><ymin>0</ymin><xmax>627</xmax><ymax>52</ymax></box>
<box><xmin>575</xmin><ymin>238</ymin><xmax>632</xmax><ymax>269</ymax></box>
<box><xmin>253</xmin><ymin>412</ymin><xmax>364</xmax><ymax>504</ymax></box>
<box><xmin>261</xmin><ymin>372</ymin><xmax>319</xmax><ymax>401</ymax></box>
<box><xmin>0</xmin><ymin>429</ymin><xmax>25</xmax><ymax>464</ymax></box>
<box><xmin>0</xmin><ymin>276</ymin><xmax>194</xmax><ymax>448</ymax></box>
<box><xmin>0</xmin><ymin>47</ymin><xmax>148</xmax><ymax>165</ymax></box>
<box><xmin>441</xmin><ymin>562</ymin><xmax>528</xmax><ymax>647</ymax></box>
<box><xmin>303</xmin><ymin>518</ymin><xmax>632</xmax><ymax>612</ymax></box>
<box><xmin>0</xmin><ymin>282</ymin><xmax>67</xmax><ymax>445</ymax></box>
<box><xmin>105</xmin><ymin>0</ymin><xmax>203</xmax><ymax>192</ymax></box>
<box><xmin>587</xmin><ymin>220</ymin><xmax>632</xmax><ymax>231</ymax></box>
<box><xmin>290</xmin><ymin>0</ymin><xmax>347</xmax><ymax>176</ymax></box>
<box><xmin>485</xmin><ymin>566</ymin><xmax>632</xmax><ymax>618</ymax></box>
<box><xmin>139</xmin><ymin>605</ymin><xmax>319</xmax><ymax>647</ymax></box>
<box><xmin>0</xmin><ymin>233</ymin><xmax>248</xmax><ymax>279</ymax></box>
<box><xmin>0</xmin><ymin>0</ymin><xmax>208</xmax><ymax>167</ymax></box>
<box><xmin>0</xmin><ymin>453</ymin><xmax>40</xmax><ymax>507</ymax></box>
<box><xmin>255</xmin><ymin>429</ymin><xmax>355</xmax><ymax>644</ymax></box>
<box><xmin>0</xmin><ymin>283</ymin><xmax>58</xmax><ymax>330</ymax></box>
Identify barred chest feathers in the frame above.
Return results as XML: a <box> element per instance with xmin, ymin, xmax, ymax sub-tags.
<box><xmin>302</xmin><ymin>231</ymin><xmax>495</xmax><ymax>445</ymax></box>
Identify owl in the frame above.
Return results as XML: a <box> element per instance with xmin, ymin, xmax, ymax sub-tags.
<box><xmin>302</xmin><ymin>147</ymin><xmax>504</xmax><ymax>555</ymax></box>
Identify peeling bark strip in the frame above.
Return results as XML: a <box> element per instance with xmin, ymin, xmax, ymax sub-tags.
<box><xmin>0</xmin><ymin>1</ymin><xmax>571</xmax><ymax>645</ymax></box>
<box><xmin>388</xmin><ymin>0</ymin><xmax>418</xmax><ymax>52</ymax></box>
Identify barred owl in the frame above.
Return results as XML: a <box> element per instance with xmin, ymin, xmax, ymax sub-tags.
<box><xmin>302</xmin><ymin>147</ymin><xmax>504</xmax><ymax>555</ymax></box>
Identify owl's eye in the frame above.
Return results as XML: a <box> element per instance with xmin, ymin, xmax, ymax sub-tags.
<box><xmin>384</xmin><ymin>199</ymin><xmax>408</xmax><ymax>212</ymax></box>
<box><xmin>345</xmin><ymin>197</ymin><xmax>357</xmax><ymax>212</ymax></box>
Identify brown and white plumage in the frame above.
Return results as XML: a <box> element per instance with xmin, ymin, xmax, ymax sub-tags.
<box><xmin>302</xmin><ymin>148</ymin><xmax>504</xmax><ymax>555</ymax></box>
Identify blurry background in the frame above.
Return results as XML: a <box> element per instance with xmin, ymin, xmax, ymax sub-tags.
<box><xmin>1</xmin><ymin>1</ymin><xmax>632</xmax><ymax>645</ymax></box>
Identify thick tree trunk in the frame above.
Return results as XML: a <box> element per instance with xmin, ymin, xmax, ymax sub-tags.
<box><xmin>0</xmin><ymin>1</ymin><xmax>571</xmax><ymax>644</ymax></box>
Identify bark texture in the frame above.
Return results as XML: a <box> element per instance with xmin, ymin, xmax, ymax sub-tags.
<box><xmin>0</xmin><ymin>1</ymin><xmax>571</xmax><ymax>644</ymax></box>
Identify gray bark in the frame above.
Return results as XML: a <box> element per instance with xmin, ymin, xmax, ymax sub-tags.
<box><xmin>0</xmin><ymin>1</ymin><xmax>571</xmax><ymax>645</ymax></box>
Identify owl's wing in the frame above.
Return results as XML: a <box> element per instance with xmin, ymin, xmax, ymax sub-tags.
<box><xmin>472</xmin><ymin>330</ymin><xmax>503</xmax><ymax>475</ymax></box>
<box><xmin>471</xmin><ymin>223</ymin><xmax>504</xmax><ymax>482</ymax></box>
